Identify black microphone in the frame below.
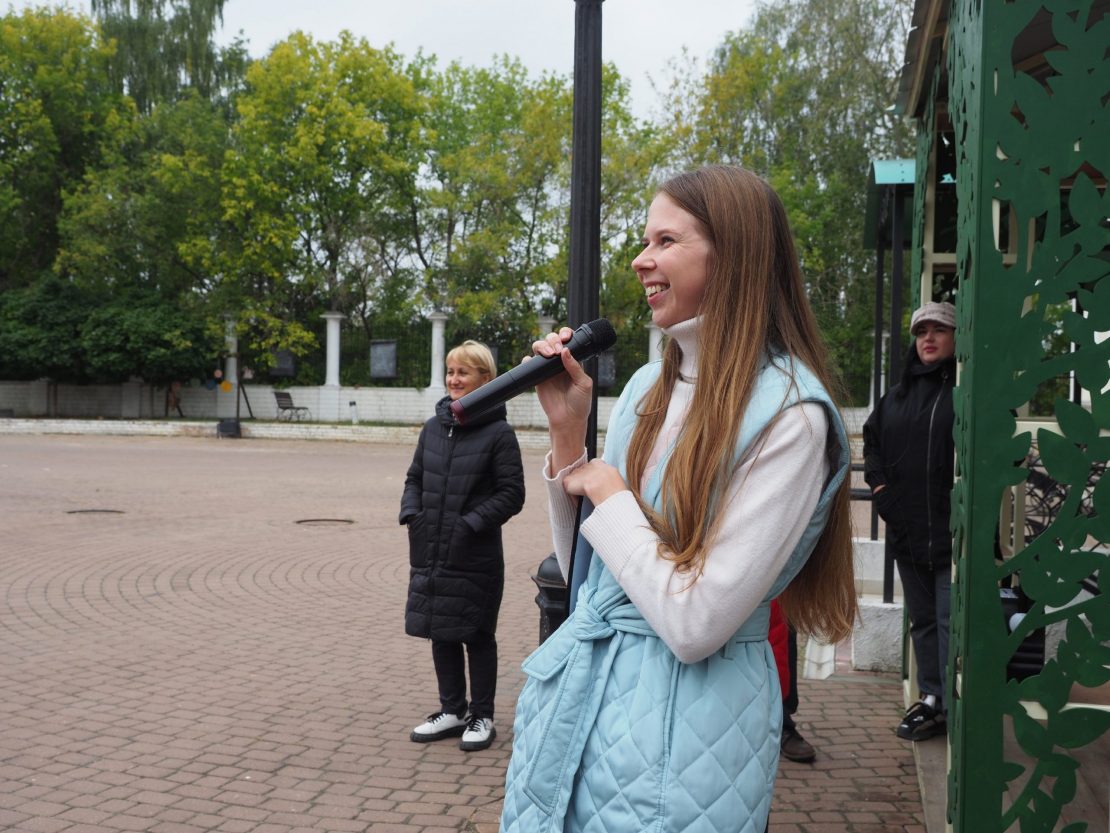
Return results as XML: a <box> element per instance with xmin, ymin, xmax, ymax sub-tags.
<box><xmin>450</xmin><ymin>318</ymin><xmax>616</xmax><ymax>425</ymax></box>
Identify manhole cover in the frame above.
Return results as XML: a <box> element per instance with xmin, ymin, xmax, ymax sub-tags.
<box><xmin>67</xmin><ymin>509</ymin><xmax>126</xmax><ymax>515</ymax></box>
<box><xmin>295</xmin><ymin>518</ymin><xmax>355</xmax><ymax>526</ymax></box>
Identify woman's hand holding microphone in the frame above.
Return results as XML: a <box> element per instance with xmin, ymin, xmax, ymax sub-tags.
<box><xmin>530</xmin><ymin>328</ymin><xmax>628</xmax><ymax>506</ymax></box>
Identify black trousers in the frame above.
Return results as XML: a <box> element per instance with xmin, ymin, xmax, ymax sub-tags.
<box><xmin>896</xmin><ymin>559</ymin><xmax>951</xmax><ymax>707</ymax></box>
<box><xmin>782</xmin><ymin>623</ymin><xmax>800</xmax><ymax>732</ymax></box>
<box><xmin>431</xmin><ymin>631</ymin><xmax>497</xmax><ymax>719</ymax></box>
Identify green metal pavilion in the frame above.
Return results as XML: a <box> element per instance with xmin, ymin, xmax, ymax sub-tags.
<box><xmin>892</xmin><ymin>0</ymin><xmax>1109</xmax><ymax>829</ymax></box>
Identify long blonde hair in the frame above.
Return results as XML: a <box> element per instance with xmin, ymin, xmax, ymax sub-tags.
<box><xmin>625</xmin><ymin>166</ymin><xmax>856</xmax><ymax>642</ymax></box>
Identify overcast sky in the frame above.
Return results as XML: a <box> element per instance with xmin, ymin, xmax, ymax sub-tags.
<box><xmin>11</xmin><ymin>0</ymin><xmax>758</xmax><ymax>116</ymax></box>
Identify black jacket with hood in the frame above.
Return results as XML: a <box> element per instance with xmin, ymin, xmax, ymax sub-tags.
<box><xmin>862</xmin><ymin>351</ymin><xmax>956</xmax><ymax>566</ymax></box>
<box><xmin>399</xmin><ymin>396</ymin><xmax>525</xmax><ymax>641</ymax></box>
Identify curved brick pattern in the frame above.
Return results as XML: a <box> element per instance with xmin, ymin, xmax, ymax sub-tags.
<box><xmin>0</xmin><ymin>435</ymin><xmax>925</xmax><ymax>833</ymax></box>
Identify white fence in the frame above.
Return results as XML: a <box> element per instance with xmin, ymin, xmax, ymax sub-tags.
<box><xmin>0</xmin><ymin>379</ymin><xmax>871</xmax><ymax>436</ymax></box>
<box><xmin>0</xmin><ymin>379</ymin><xmax>615</xmax><ymax>431</ymax></box>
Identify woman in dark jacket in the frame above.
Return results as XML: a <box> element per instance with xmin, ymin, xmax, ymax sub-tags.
<box><xmin>863</xmin><ymin>301</ymin><xmax>956</xmax><ymax>742</ymax></box>
<box><xmin>400</xmin><ymin>340</ymin><xmax>525</xmax><ymax>752</ymax></box>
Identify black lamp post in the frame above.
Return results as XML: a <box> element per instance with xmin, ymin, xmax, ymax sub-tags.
<box><xmin>568</xmin><ymin>0</ymin><xmax>603</xmax><ymax>459</ymax></box>
<box><xmin>534</xmin><ymin>0</ymin><xmax>606</xmax><ymax>644</ymax></box>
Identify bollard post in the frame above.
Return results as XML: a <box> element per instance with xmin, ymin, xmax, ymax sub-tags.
<box><xmin>531</xmin><ymin>553</ymin><xmax>568</xmax><ymax>644</ymax></box>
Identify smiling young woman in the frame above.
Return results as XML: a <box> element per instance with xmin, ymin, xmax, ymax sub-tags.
<box><xmin>499</xmin><ymin>166</ymin><xmax>857</xmax><ymax>833</ymax></box>
<box><xmin>632</xmin><ymin>193</ymin><xmax>712</xmax><ymax>329</ymax></box>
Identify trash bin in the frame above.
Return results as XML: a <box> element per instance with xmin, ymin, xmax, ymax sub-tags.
<box><xmin>532</xmin><ymin>552</ymin><xmax>568</xmax><ymax>644</ymax></box>
<box><xmin>216</xmin><ymin>418</ymin><xmax>241</xmax><ymax>438</ymax></box>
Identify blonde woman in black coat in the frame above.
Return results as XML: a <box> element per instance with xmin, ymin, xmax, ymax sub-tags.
<box><xmin>400</xmin><ymin>340</ymin><xmax>525</xmax><ymax>752</ymax></box>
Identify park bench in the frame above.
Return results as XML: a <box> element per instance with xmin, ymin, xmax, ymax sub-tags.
<box><xmin>273</xmin><ymin>390</ymin><xmax>310</xmax><ymax>422</ymax></box>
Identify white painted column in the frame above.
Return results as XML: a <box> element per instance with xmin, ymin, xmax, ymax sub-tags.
<box><xmin>224</xmin><ymin>320</ymin><xmax>238</xmax><ymax>388</ymax></box>
<box><xmin>537</xmin><ymin>314</ymin><xmax>556</xmax><ymax>336</ymax></box>
<box><xmin>646</xmin><ymin>322</ymin><xmax>664</xmax><ymax>362</ymax></box>
<box><xmin>317</xmin><ymin>311</ymin><xmax>346</xmax><ymax>422</ymax></box>
<box><xmin>221</xmin><ymin>319</ymin><xmax>238</xmax><ymax>419</ymax></box>
<box><xmin>428</xmin><ymin>312</ymin><xmax>448</xmax><ymax>393</ymax></box>
<box><xmin>322</xmin><ymin>312</ymin><xmax>345</xmax><ymax>388</ymax></box>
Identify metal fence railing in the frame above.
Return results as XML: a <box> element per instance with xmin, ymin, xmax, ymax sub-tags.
<box><xmin>288</xmin><ymin>316</ymin><xmax>656</xmax><ymax>396</ymax></box>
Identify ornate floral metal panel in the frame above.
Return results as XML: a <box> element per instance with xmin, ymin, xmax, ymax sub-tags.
<box><xmin>945</xmin><ymin>0</ymin><xmax>1110</xmax><ymax>830</ymax></box>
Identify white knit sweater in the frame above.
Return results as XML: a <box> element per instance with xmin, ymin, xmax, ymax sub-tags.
<box><xmin>544</xmin><ymin>317</ymin><xmax>829</xmax><ymax>663</ymax></box>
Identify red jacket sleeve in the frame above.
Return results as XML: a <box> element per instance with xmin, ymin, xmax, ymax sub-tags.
<box><xmin>768</xmin><ymin>599</ymin><xmax>790</xmax><ymax>698</ymax></box>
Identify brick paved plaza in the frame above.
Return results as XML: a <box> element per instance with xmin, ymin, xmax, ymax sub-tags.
<box><xmin>1</xmin><ymin>434</ymin><xmax>928</xmax><ymax>833</ymax></box>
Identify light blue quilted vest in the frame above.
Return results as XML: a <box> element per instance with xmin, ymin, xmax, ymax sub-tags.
<box><xmin>500</xmin><ymin>356</ymin><xmax>849</xmax><ymax>833</ymax></box>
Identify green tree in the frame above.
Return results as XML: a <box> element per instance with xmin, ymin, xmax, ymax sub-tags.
<box><xmin>0</xmin><ymin>274</ymin><xmax>90</xmax><ymax>382</ymax></box>
<box><xmin>408</xmin><ymin>59</ymin><xmax>671</xmax><ymax>373</ymax></box>
<box><xmin>596</xmin><ymin>65</ymin><xmax>677</xmax><ymax>350</ymax></box>
<box><xmin>666</xmin><ymin>0</ymin><xmax>914</xmax><ymax>402</ymax></box>
<box><xmin>0</xmin><ymin>275</ymin><xmax>219</xmax><ymax>385</ymax></box>
<box><xmin>52</xmin><ymin>92</ymin><xmax>231</xmax><ymax>387</ymax></box>
<box><xmin>190</xmin><ymin>31</ymin><xmax>425</xmax><ymax>373</ymax></box>
<box><xmin>0</xmin><ymin>8</ymin><xmax>120</xmax><ymax>291</ymax></box>
<box><xmin>89</xmin><ymin>0</ymin><xmax>247</xmax><ymax>115</ymax></box>
<box><xmin>1</xmin><ymin>7</ymin><xmax>241</xmax><ymax>387</ymax></box>
<box><xmin>79</xmin><ymin>290</ymin><xmax>220</xmax><ymax>384</ymax></box>
<box><xmin>57</xmin><ymin>91</ymin><xmax>229</xmax><ymax>300</ymax></box>
<box><xmin>406</xmin><ymin>57</ymin><xmax>572</xmax><ymax>360</ymax></box>
<box><xmin>693</xmin><ymin>0</ymin><xmax>911</xmax><ymax>175</ymax></box>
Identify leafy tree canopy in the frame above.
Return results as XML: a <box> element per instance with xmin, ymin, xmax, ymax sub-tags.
<box><xmin>0</xmin><ymin>274</ymin><xmax>89</xmax><ymax>382</ymax></box>
<box><xmin>0</xmin><ymin>8</ymin><xmax>122</xmax><ymax>291</ymax></box>
<box><xmin>89</xmin><ymin>0</ymin><xmax>247</xmax><ymax>114</ymax></box>
<box><xmin>0</xmin><ymin>0</ymin><xmax>915</xmax><ymax>399</ymax></box>
<box><xmin>664</xmin><ymin>0</ymin><xmax>914</xmax><ymax>401</ymax></box>
<box><xmin>79</xmin><ymin>290</ymin><xmax>221</xmax><ymax>384</ymax></box>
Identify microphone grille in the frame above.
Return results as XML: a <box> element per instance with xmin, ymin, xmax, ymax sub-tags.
<box><xmin>588</xmin><ymin>318</ymin><xmax>617</xmax><ymax>350</ymax></box>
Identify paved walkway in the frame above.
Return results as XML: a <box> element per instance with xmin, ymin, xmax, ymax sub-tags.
<box><xmin>0</xmin><ymin>434</ymin><xmax>927</xmax><ymax>833</ymax></box>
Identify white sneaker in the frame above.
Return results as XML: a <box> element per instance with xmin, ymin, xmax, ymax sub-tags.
<box><xmin>410</xmin><ymin>711</ymin><xmax>467</xmax><ymax>743</ymax></box>
<box><xmin>459</xmin><ymin>715</ymin><xmax>496</xmax><ymax>751</ymax></box>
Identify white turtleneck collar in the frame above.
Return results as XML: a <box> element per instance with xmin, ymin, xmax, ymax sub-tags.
<box><xmin>662</xmin><ymin>317</ymin><xmax>700</xmax><ymax>382</ymax></box>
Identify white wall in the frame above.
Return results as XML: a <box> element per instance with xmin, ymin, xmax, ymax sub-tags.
<box><xmin>0</xmin><ymin>379</ymin><xmax>867</xmax><ymax>433</ymax></box>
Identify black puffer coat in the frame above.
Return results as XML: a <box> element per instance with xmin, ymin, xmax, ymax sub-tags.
<box><xmin>863</xmin><ymin>353</ymin><xmax>956</xmax><ymax>566</ymax></box>
<box><xmin>399</xmin><ymin>396</ymin><xmax>525</xmax><ymax>641</ymax></box>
